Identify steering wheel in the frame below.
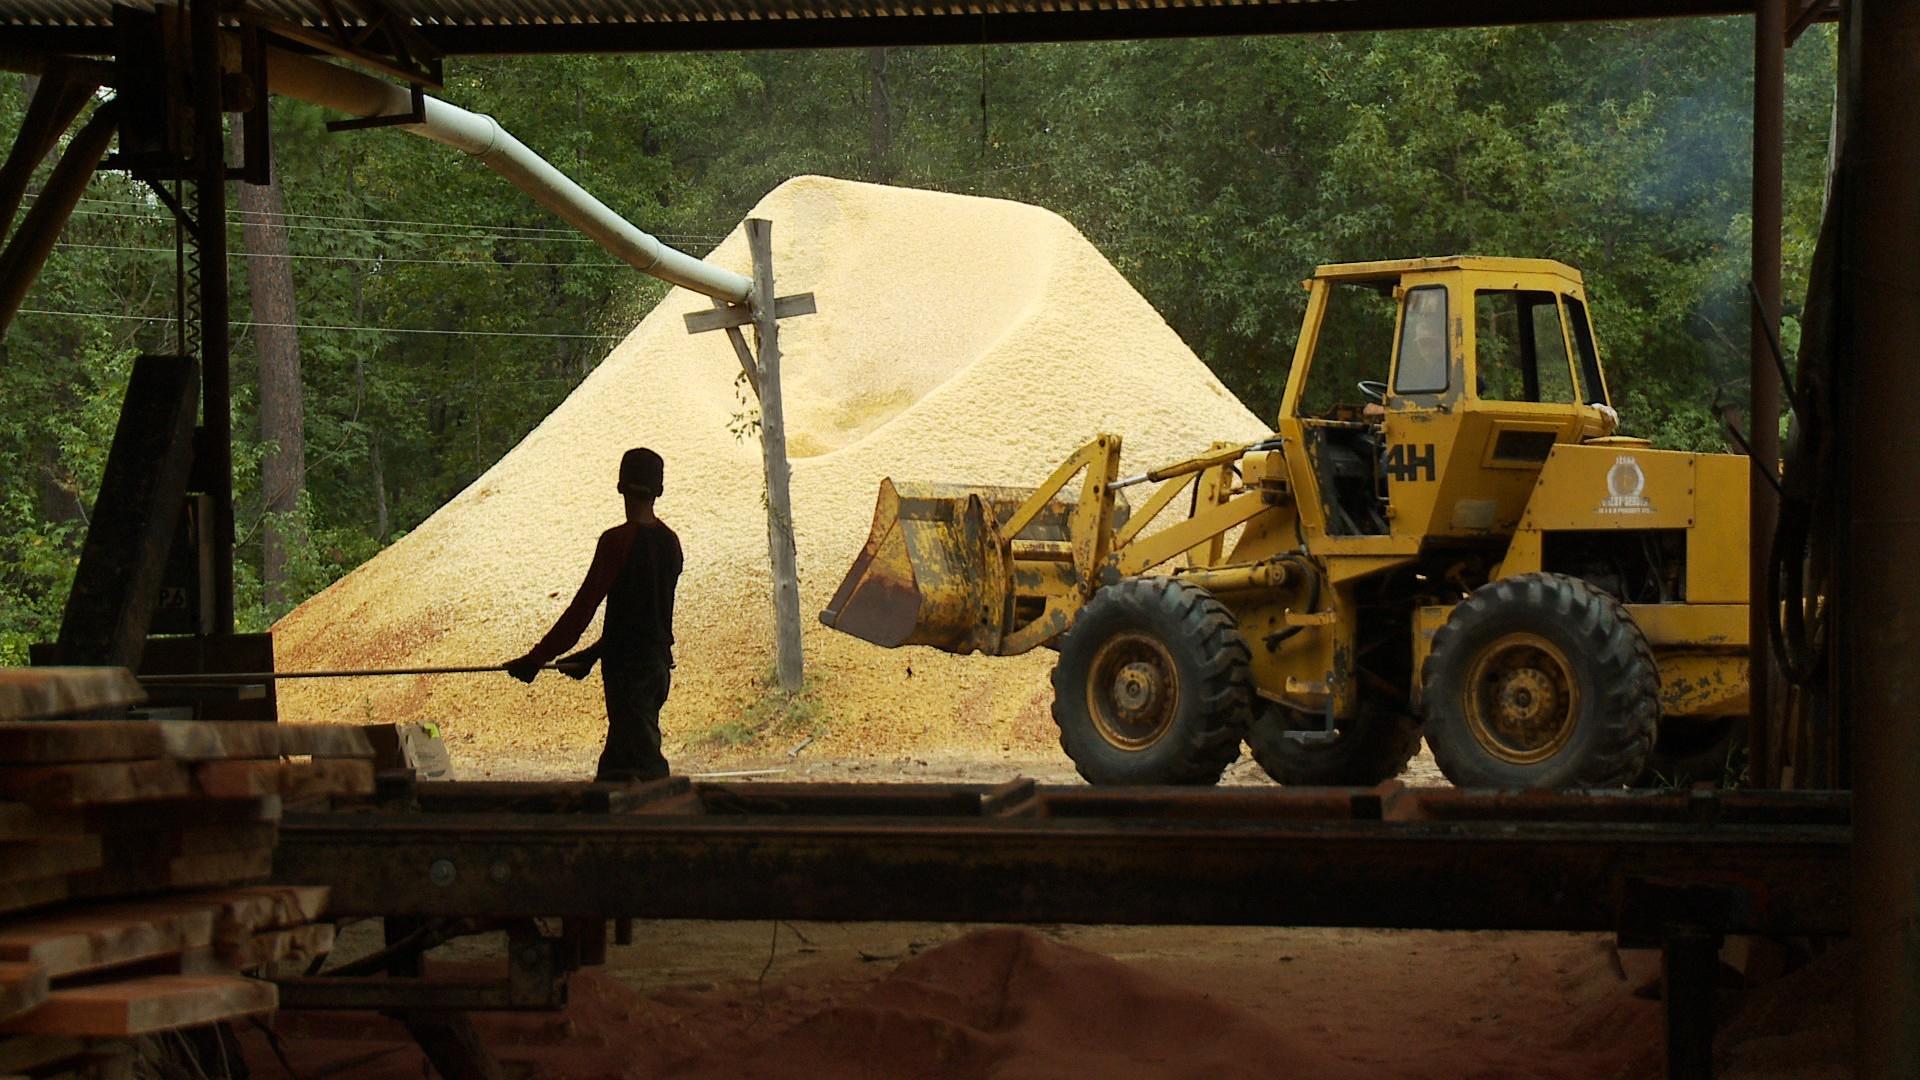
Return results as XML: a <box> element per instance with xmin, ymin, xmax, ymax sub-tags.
<box><xmin>1357</xmin><ymin>380</ymin><xmax>1388</xmax><ymax>403</ymax></box>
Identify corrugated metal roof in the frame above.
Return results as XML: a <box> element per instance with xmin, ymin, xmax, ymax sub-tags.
<box><xmin>0</xmin><ymin>0</ymin><xmax>1749</xmax><ymax>53</ymax></box>
<box><xmin>0</xmin><ymin>0</ymin><xmax>1299</xmax><ymax>26</ymax></box>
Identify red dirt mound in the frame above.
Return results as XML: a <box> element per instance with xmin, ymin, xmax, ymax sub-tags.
<box><xmin>658</xmin><ymin>926</ymin><xmax>1373</xmax><ymax>1080</ymax></box>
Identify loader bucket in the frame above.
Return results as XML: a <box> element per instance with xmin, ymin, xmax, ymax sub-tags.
<box><xmin>822</xmin><ymin>479</ymin><xmax>1128</xmax><ymax>656</ymax></box>
<box><xmin>820</xmin><ymin>479</ymin><xmax>1013</xmax><ymax>655</ymax></box>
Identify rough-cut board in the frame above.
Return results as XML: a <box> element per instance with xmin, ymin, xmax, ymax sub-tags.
<box><xmin>193</xmin><ymin>759</ymin><xmax>372</xmax><ymax>800</ymax></box>
<box><xmin>69</xmin><ymin>848</ymin><xmax>274</xmax><ymax>901</ymax></box>
<box><xmin>360</xmin><ymin>723</ymin><xmax>452</xmax><ymax>778</ymax></box>
<box><xmin>0</xmin><ymin>805</ymin><xmax>60</xmax><ymax>841</ymax></box>
<box><xmin>0</xmin><ymin>670</ymin><xmax>144</xmax><ymax>723</ymax></box>
<box><xmin>0</xmin><ymin>721</ymin><xmax>374</xmax><ymax>766</ymax></box>
<box><xmin>0</xmin><ymin>761</ymin><xmax>189</xmax><ymax>808</ymax></box>
<box><xmin>191</xmin><ymin>886</ymin><xmax>330</xmax><ymax>941</ymax></box>
<box><xmin>0</xmin><ymin>724</ymin><xmax>164</xmax><ymax>765</ymax></box>
<box><xmin>0</xmin><ymin>1034</ymin><xmax>87</xmax><ymax>1074</ymax></box>
<box><xmin>157</xmin><ymin>824</ymin><xmax>278</xmax><ymax>858</ymax></box>
<box><xmin>0</xmin><ymin>902</ymin><xmax>217</xmax><ymax>979</ymax></box>
<box><xmin>200</xmin><ymin>922</ymin><xmax>335</xmax><ymax>972</ymax></box>
<box><xmin>32</xmin><ymin>1047</ymin><xmax>137</xmax><ymax>1080</ymax></box>
<box><xmin>274</xmin><ymin>726</ymin><xmax>376</xmax><ymax>759</ymax></box>
<box><xmin>0</xmin><ymin>975</ymin><xmax>276</xmax><ymax>1037</ymax></box>
<box><xmin>0</xmin><ymin>962</ymin><xmax>48</xmax><ymax>1022</ymax></box>
<box><xmin>0</xmin><ymin>887</ymin><xmax>329</xmax><ymax>981</ymax></box>
<box><xmin>0</xmin><ymin>878</ymin><xmax>67</xmax><ymax>918</ymax></box>
<box><xmin>0</xmin><ymin>799</ymin><xmax>281</xmax><ymax>843</ymax></box>
<box><xmin>0</xmin><ymin>839</ymin><xmax>103</xmax><ymax>884</ymax></box>
<box><xmin>95</xmin><ymin>828</ymin><xmax>278</xmax><ymax>872</ymax></box>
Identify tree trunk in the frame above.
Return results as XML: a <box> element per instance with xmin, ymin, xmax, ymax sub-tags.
<box><xmin>867</xmin><ymin>48</ymin><xmax>891</xmax><ymax>179</ymax></box>
<box><xmin>353</xmin><ymin>352</ymin><xmax>390</xmax><ymax>542</ymax></box>
<box><xmin>371</xmin><ymin>432</ymin><xmax>389</xmax><ymax>541</ymax></box>
<box><xmin>231</xmin><ymin>129</ymin><xmax>306</xmax><ymax>608</ymax></box>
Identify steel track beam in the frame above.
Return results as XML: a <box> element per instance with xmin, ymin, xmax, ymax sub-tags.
<box><xmin>276</xmin><ymin>782</ymin><xmax>1848</xmax><ymax>936</ymax></box>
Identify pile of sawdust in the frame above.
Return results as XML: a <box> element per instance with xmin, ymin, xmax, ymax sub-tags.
<box><xmin>273</xmin><ymin>176</ymin><xmax>1270</xmax><ymax>767</ymax></box>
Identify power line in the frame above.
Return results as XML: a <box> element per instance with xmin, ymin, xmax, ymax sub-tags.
<box><xmin>54</xmin><ymin>192</ymin><xmax>730</xmax><ymax>243</ymax></box>
<box><xmin>37</xmin><ymin>196</ymin><xmax>729</xmax><ymax>246</ymax></box>
<box><xmin>17</xmin><ymin>307</ymin><xmax>625</xmax><ymax>341</ymax></box>
<box><xmin>54</xmin><ymin>240</ymin><xmax>624</xmax><ymax>269</ymax></box>
<box><xmin>57</xmin><ymin>204</ymin><xmax>602</xmax><ymax>243</ymax></box>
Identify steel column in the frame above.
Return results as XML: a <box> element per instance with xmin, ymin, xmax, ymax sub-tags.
<box><xmin>1748</xmin><ymin>0</ymin><xmax>1785</xmax><ymax>786</ymax></box>
<box><xmin>1662</xmin><ymin>929</ymin><xmax>1722</xmax><ymax>1080</ymax></box>
<box><xmin>1845</xmin><ymin>0</ymin><xmax>1920</xmax><ymax>1072</ymax></box>
<box><xmin>190</xmin><ymin>0</ymin><xmax>234</xmax><ymax>633</ymax></box>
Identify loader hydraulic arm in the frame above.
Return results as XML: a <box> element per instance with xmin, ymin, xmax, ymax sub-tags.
<box><xmin>822</xmin><ymin>434</ymin><xmax>1285</xmax><ymax>658</ymax></box>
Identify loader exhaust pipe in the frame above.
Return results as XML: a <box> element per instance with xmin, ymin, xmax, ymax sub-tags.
<box><xmin>262</xmin><ymin>48</ymin><xmax>753</xmax><ymax>305</ymax></box>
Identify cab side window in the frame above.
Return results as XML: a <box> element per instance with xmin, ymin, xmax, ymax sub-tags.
<box><xmin>1393</xmin><ymin>286</ymin><xmax>1449</xmax><ymax>394</ymax></box>
<box><xmin>1563</xmin><ymin>297</ymin><xmax>1610</xmax><ymax>407</ymax></box>
<box><xmin>1475</xmin><ymin>290</ymin><xmax>1578</xmax><ymax>403</ymax></box>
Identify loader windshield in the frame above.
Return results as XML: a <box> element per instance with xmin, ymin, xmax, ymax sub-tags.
<box><xmin>1300</xmin><ymin>281</ymin><xmax>1397</xmax><ymax>416</ymax></box>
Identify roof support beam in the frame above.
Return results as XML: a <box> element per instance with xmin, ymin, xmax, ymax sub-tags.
<box><xmin>1</xmin><ymin>0</ymin><xmax>1761</xmax><ymax>58</ymax></box>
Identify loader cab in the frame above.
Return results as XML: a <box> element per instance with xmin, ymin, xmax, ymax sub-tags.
<box><xmin>1280</xmin><ymin>257</ymin><xmax>1616</xmax><ymax>557</ymax></box>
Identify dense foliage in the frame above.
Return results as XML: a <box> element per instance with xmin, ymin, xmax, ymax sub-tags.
<box><xmin>0</xmin><ymin>22</ymin><xmax>1835</xmax><ymax>660</ymax></box>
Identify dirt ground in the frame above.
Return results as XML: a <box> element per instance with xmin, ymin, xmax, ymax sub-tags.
<box><xmin>251</xmin><ymin>919</ymin><xmax>1669</xmax><ymax>1080</ymax></box>
<box><xmin>247</xmin><ymin>910</ymin><xmax>1853</xmax><ymax>1080</ymax></box>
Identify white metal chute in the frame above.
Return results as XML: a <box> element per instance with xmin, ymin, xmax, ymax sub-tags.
<box><xmin>262</xmin><ymin>47</ymin><xmax>753</xmax><ymax>305</ymax></box>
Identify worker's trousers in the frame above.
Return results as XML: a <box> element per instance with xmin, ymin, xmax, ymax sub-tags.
<box><xmin>597</xmin><ymin>642</ymin><xmax>672</xmax><ymax>783</ymax></box>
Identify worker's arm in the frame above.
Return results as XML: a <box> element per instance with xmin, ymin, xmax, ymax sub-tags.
<box><xmin>508</xmin><ymin>531</ymin><xmax>623</xmax><ymax>682</ymax></box>
<box><xmin>555</xmin><ymin>638</ymin><xmax>603</xmax><ymax>680</ymax></box>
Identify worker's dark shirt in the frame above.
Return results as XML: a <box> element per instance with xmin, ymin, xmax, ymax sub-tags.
<box><xmin>528</xmin><ymin>520</ymin><xmax>683</xmax><ymax>664</ymax></box>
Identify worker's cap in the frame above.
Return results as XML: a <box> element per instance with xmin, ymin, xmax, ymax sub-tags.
<box><xmin>618</xmin><ymin>448</ymin><xmax>664</xmax><ymax>496</ymax></box>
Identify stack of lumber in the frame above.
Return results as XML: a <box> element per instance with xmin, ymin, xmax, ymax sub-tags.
<box><xmin>0</xmin><ymin>718</ymin><xmax>372</xmax><ymax>1077</ymax></box>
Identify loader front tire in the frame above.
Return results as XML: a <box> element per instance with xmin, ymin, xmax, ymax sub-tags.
<box><xmin>1246</xmin><ymin>702</ymin><xmax>1422</xmax><ymax>786</ymax></box>
<box><xmin>1050</xmin><ymin>577</ymin><xmax>1252</xmax><ymax>785</ymax></box>
<box><xmin>1421</xmin><ymin>573</ymin><xmax>1656</xmax><ymax>789</ymax></box>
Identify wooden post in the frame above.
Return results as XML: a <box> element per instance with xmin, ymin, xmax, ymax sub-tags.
<box><xmin>747</xmin><ymin>219</ymin><xmax>805</xmax><ymax>692</ymax></box>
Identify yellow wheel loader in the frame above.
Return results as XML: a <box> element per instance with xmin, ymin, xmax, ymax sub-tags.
<box><xmin>821</xmin><ymin>257</ymin><xmax>1750</xmax><ymax>789</ymax></box>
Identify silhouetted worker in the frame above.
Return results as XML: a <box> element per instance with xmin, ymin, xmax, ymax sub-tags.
<box><xmin>506</xmin><ymin>448</ymin><xmax>684</xmax><ymax>782</ymax></box>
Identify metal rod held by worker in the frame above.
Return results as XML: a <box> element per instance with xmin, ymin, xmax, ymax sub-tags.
<box><xmin>136</xmin><ymin>664</ymin><xmax>558</xmax><ymax>684</ymax></box>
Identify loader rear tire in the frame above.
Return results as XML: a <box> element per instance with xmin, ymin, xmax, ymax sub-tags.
<box><xmin>1421</xmin><ymin>573</ymin><xmax>1656</xmax><ymax>789</ymax></box>
<box><xmin>1050</xmin><ymin>577</ymin><xmax>1253</xmax><ymax>785</ymax></box>
<box><xmin>1246</xmin><ymin>702</ymin><xmax>1422</xmax><ymax>786</ymax></box>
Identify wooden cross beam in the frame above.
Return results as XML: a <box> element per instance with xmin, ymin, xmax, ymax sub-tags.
<box><xmin>683</xmin><ymin>292</ymin><xmax>817</xmax><ymax>401</ymax></box>
<box><xmin>682</xmin><ymin>293</ymin><xmax>816</xmax><ymax>335</ymax></box>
